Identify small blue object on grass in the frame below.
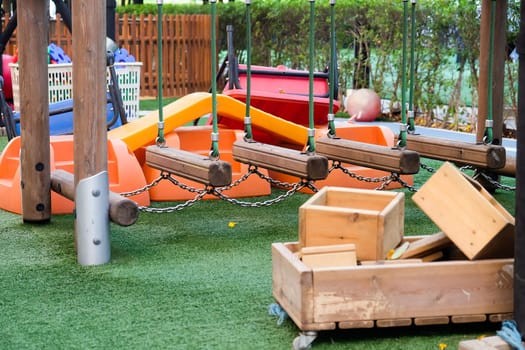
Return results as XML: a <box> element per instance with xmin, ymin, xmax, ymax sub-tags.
<box><xmin>268</xmin><ymin>303</ymin><xmax>288</xmax><ymax>326</ymax></box>
<box><xmin>497</xmin><ymin>320</ymin><xmax>525</xmax><ymax>350</ymax></box>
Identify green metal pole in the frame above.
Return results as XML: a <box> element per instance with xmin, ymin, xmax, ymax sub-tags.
<box><xmin>408</xmin><ymin>0</ymin><xmax>416</xmax><ymax>133</ymax></box>
<box><xmin>156</xmin><ymin>0</ymin><xmax>165</xmax><ymax>146</ymax></box>
<box><xmin>307</xmin><ymin>0</ymin><xmax>316</xmax><ymax>153</ymax></box>
<box><xmin>327</xmin><ymin>0</ymin><xmax>337</xmax><ymax>138</ymax></box>
<box><xmin>485</xmin><ymin>0</ymin><xmax>496</xmax><ymax>144</ymax></box>
<box><xmin>399</xmin><ymin>0</ymin><xmax>409</xmax><ymax>148</ymax></box>
<box><xmin>244</xmin><ymin>0</ymin><xmax>253</xmax><ymax>141</ymax></box>
<box><xmin>210</xmin><ymin>0</ymin><xmax>220</xmax><ymax>158</ymax></box>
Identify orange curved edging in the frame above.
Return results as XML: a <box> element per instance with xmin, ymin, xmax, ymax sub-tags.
<box><xmin>0</xmin><ymin>136</ymin><xmax>150</xmax><ymax>215</ymax></box>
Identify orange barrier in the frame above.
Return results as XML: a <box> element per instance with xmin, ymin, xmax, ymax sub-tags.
<box><xmin>0</xmin><ymin>136</ymin><xmax>149</xmax><ymax>215</ymax></box>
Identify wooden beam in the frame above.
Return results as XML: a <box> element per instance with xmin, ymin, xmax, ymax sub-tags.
<box><xmin>315</xmin><ymin>137</ymin><xmax>420</xmax><ymax>174</ymax></box>
<box><xmin>18</xmin><ymin>0</ymin><xmax>50</xmax><ymax>222</ymax></box>
<box><xmin>403</xmin><ymin>134</ymin><xmax>506</xmax><ymax>169</ymax></box>
<box><xmin>477</xmin><ymin>0</ymin><xmax>507</xmax><ymax>144</ymax></box>
<box><xmin>145</xmin><ymin>146</ymin><xmax>232</xmax><ymax>187</ymax></box>
<box><xmin>73</xmin><ymin>0</ymin><xmax>108</xmax><ymax>185</ymax></box>
<box><xmin>233</xmin><ymin>140</ymin><xmax>329</xmax><ymax>180</ymax></box>
<box><xmin>50</xmin><ymin>170</ymin><xmax>138</xmax><ymax>227</ymax></box>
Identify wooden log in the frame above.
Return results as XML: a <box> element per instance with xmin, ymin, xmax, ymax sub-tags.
<box><xmin>315</xmin><ymin>137</ymin><xmax>420</xmax><ymax>174</ymax></box>
<box><xmin>145</xmin><ymin>145</ymin><xmax>232</xmax><ymax>187</ymax></box>
<box><xmin>50</xmin><ymin>170</ymin><xmax>138</xmax><ymax>227</ymax></box>
<box><xmin>493</xmin><ymin>154</ymin><xmax>515</xmax><ymax>177</ymax></box>
<box><xmin>402</xmin><ymin>134</ymin><xmax>506</xmax><ymax>169</ymax></box>
<box><xmin>232</xmin><ymin>140</ymin><xmax>328</xmax><ymax>180</ymax></box>
<box><xmin>18</xmin><ymin>1</ymin><xmax>50</xmax><ymax>222</ymax></box>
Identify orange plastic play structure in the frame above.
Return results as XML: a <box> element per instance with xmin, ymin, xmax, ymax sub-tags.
<box><xmin>0</xmin><ymin>136</ymin><xmax>149</xmax><ymax>214</ymax></box>
<box><xmin>0</xmin><ymin>92</ymin><xmax>410</xmax><ymax>214</ymax></box>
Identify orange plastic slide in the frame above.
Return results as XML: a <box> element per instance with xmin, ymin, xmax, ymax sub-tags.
<box><xmin>108</xmin><ymin>92</ymin><xmax>310</xmax><ymax>151</ymax></box>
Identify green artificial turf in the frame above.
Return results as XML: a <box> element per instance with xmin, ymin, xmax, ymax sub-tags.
<box><xmin>0</xmin><ymin>131</ymin><xmax>517</xmax><ymax>349</ymax></box>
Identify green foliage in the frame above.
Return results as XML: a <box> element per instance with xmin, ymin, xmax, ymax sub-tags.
<box><xmin>118</xmin><ymin>1</ymin><xmax>520</xmax><ymax>115</ymax></box>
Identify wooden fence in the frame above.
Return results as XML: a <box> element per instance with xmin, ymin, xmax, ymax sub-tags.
<box><xmin>3</xmin><ymin>14</ymin><xmax>213</xmax><ymax>98</ymax></box>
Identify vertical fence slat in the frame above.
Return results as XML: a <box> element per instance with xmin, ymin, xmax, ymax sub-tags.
<box><xmin>2</xmin><ymin>13</ymin><xmax>211</xmax><ymax>98</ymax></box>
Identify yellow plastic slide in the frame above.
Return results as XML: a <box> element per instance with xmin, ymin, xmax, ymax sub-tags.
<box><xmin>108</xmin><ymin>92</ymin><xmax>309</xmax><ymax>152</ymax></box>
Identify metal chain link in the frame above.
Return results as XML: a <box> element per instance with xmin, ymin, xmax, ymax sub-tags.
<box><xmin>458</xmin><ymin>165</ymin><xmax>516</xmax><ymax>192</ymax></box>
<box><xmin>477</xmin><ymin>172</ymin><xmax>516</xmax><ymax>191</ymax></box>
<box><xmin>138</xmin><ymin>190</ymin><xmax>209</xmax><ymax>213</ymax></box>
<box><xmin>329</xmin><ymin>161</ymin><xmax>418</xmax><ymax>192</ymax></box>
<box><xmin>211</xmin><ymin>181</ymin><xmax>308</xmax><ymax>207</ymax></box>
<box><xmin>119</xmin><ymin>173</ymin><xmax>168</xmax><ymax>197</ymax></box>
<box><xmin>120</xmin><ymin>167</ymin><xmax>316</xmax><ymax>212</ymax></box>
<box><xmin>420</xmin><ymin>162</ymin><xmax>436</xmax><ymax>173</ymax></box>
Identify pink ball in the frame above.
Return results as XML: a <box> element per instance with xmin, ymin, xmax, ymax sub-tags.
<box><xmin>345</xmin><ymin>88</ymin><xmax>381</xmax><ymax>122</ymax></box>
<box><xmin>2</xmin><ymin>54</ymin><xmax>14</xmax><ymax>100</ymax></box>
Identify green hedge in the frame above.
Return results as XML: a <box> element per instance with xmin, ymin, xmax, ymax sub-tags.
<box><xmin>118</xmin><ymin>1</ymin><xmax>519</xmax><ymax>121</ymax></box>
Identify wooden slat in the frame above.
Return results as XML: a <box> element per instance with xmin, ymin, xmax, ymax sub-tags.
<box><xmin>400</xmin><ymin>232</ymin><xmax>452</xmax><ymax>259</ymax></box>
<box><xmin>414</xmin><ymin>316</ymin><xmax>450</xmax><ymax>326</ymax></box>
<box><xmin>146</xmin><ymin>145</ymin><xmax>232</xmax><ymax>187</ymax></box>
<box><xmin>316</xmin><ymin>137</ymin><xmax>420</xmax><ymax>174</ymax></box>
<box><xmin>301</xmin><ymin>244</ymin><xmax>357</xmax><ymax>268</ymax></box>
<box><xmin>338</xmin><ymin>320</ymin><xmax>375</xmax><ymax>329</ymax></box>
<box><xmin>376</xmin><ymin>319</ymin><xmax>413</xmax><ymax>327</ymax></box>
<box><xmin>489</xmin><ymin>313</ymin><xmax>513</xmax><ymax>323</ymax></box>
<box><xmin>451</xmin><ymin>314</ymin><xmax>487</xmax><ymax>323</ymax></box>
<box><xmin>233</xmin><ymin>140</ymin><xmax>329</xmax><ymax>180</ymax></box>
<box><xmin>309</xmin><ymin>258</ymin><xmax>513</xmax><ymax>323</ymax></box>
<box><xmin>403</xmin><ymin>134</ymin><xmax>506</xmax><ymax>169</ymax></box>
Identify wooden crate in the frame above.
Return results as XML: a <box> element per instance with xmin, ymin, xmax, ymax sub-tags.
<box><xmin>412</xmin><ymin>162</ymin><xmax>515</xmax><ymax>260</ymax></box>
<box><xmin>299</xmin><ymin>186</ymin><xmax>404</xmax><ymax>261</ymax></box>
<box><xmin>272</xmin><ymin>241</ymin><xmax>513</xmax><ymax>332</ymax></box>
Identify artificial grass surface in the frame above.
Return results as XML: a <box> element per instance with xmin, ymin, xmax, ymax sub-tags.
<box><xmin>0</xmin><ymin>129</ymin><xmax>517</xmax><ymax>349</ymax></box>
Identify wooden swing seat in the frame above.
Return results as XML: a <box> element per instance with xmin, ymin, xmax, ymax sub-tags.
<box><xmin>315</xmin><ymin>136</ymin><xmax>420</xmax><ymax>175</ymax></box>
<box><xmin>402</xmin><ymin>134</ymin><xmax>506</xmax><ymax>169</ymax></box>
<box><xmin>232</xmin><ymin>140</ymin><xmax>329</xmax><ymax>181</ymax></box>
<box><xmin>145</xmin><ymin>145</ymin><xmax>232</xmax><ymax>187</ymax></box>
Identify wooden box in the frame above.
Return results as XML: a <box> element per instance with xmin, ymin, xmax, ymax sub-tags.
<box><xmin>299</xmin><ymin>186</ymin><xmax>404</xmax><ymax>261</ymax></box>
<box><xmin>272</xmin><ymin>240</ymin><xmax>513</xmax><ymax>332</ymax></box>
<box><xmin>412</xmin><ymin>162</ymin><xmax>515</xmax><ymax>260</ymax></box>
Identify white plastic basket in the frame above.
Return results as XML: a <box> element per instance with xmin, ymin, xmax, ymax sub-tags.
<box><xmin>9</xmin><ymin>62</ymin><xmax>142</xmax><ymax>120</ymax></box>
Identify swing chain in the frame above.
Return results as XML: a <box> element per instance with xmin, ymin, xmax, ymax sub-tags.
<box><xmin>139</xmin><ymin>191</ymin><xmax>208</xmax><ymax>213</ymax></box>
<box><xmin>459</xmin><ymin>165</ymin><xmax>516</xmax><ymax>192</ymax></box>
<box><xmin>329</xmin><ymin>161</ymin><xmax>418</xmax><ymax>192</ymax></box>
<box><xmin>211</xmin><ymin>181</ymin><xmax>308</xmax><ymax>208</ymax></box>
<box><xmin>420</xmin><ymin>162</ymin><xmax>436</xmax><ymax>173</ymax></box>
<box><xmin>119</xmin><ymin>172</ymin><xmax>170</xmax><ymax>197</ymax></box>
